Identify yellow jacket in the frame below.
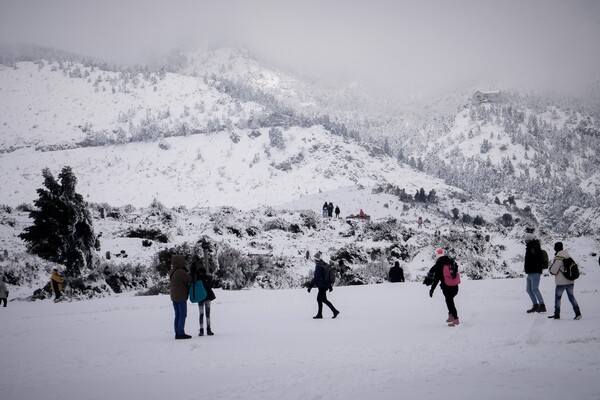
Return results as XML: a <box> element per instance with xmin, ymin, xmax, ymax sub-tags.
<box><xmin>50</xmin><ymin>271</ymin><xmax>63</xmax><ymax>292</ymax></box>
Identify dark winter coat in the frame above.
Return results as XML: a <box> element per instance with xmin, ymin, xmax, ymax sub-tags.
<box><xmin>310</xmin><ymin>259</ymin><xmax>331</xmax><ymax>289</ymax></box>
<box><xmin>169</xmin><ymin>258</ymin><xmax>191</xmax><ymax>302</ymax></box>
<box><xmin>389</xmin><ymin>266</ymin><xmax>405</xmax><ymax>283</ymax></box>
<box><xmin>524</xmin><ymin>240</ymin><xmax>545</xmax><ymax>274</ymax></box>
<box><xmin>430</xmin><ymin>255</ymin><xmax>455</xmax><ymax>292</ymax></box>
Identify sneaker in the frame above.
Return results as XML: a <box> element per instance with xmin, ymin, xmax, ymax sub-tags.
<box><xmin>574</xmin><ymin>313</ymin><xmax>582</xmax><ymax>320</ymax></box>
<box><xmin>526</xmin><ymin>304</ymin><xmax>539</xmax><ymax>313</ymax></box>
<box><xmin>332</xmin><ymin>310</ymin><xmax>340</xmax><ymax>319</ymax></box>
<box><xmin>313</xmin><ymin>315</ymin><xmax>323</xmax><ymax>319</ymax></box>
<box><xmin>537</xmin><ymin>304</ymin><xmax>547</xmax><ymax>313</ymax></box>
<box><xmin>548</xmin><ymin>314</ymin><xmax>560</xmax><ymax>319</ymax></box>
<box><xmin>198</xmin><ymin>328</ymin><xmax>204</xmax><ymax>337</ymax></box>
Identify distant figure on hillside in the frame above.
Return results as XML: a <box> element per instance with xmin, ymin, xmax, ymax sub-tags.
<box><xmin>427</xmin><ymin>253</ymin><xmax>461</xmax><ymax>327</ymax></box>
<box><xmin>192</xmin><ymin>265</ymin><xmax>217</xmax><ymax>336</ymax></box>
<box><xmin>389</xmin><ymin>261</ymin><xmax>405</xmax><ymax>283</ymax></box>
<box><xmin>523</xmin><ymin>235</ymin><xmax>547</xmax><ymax>314</ymax></box>
<box><xmin>50</xmin><ymin>268</ymin><xmax>64</xmax><ymax>302</ymax></box>
<box><xmin>548</xmin><ymin>242</ymin><xmax>582</xmax><ymax>320</ymax></box>
<box><xmin>0</xmin><ymin>277</ymin><xmax>8</xmax><ymax>307</ymax></box>
<box><xmin>327</xmin><ymin>202</ymin><xmax>334</xmax><ymax>218</ymax></box>
<box><xmin>169</xmin><ymin>255</ymin><xmax>192</xmax><ymax>339</ymax></box>
<box><xmin>307</xmin><ymin>252</ymin><xmax>340</xmax><ymax>319</ymax></box>
<box><xmin>334</xmin><ymin>205</ymin><xmax>340</xmax><ymax>219</ymax></box>
<box><xmin>359</xmin><ymin>209</ymin><xmax>365</xmax><ymax>218</ymax></box>
<box><xmin>322</xmin><ymin>202</ymin><xmax>329</xmax><ymax>218</ymax></box>
<box><xmin>418</xmin><ymin>216</ymin><xmax>423</xmax><ymax>229</ymax></box>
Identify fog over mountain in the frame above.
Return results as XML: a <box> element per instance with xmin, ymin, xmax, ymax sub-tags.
<box><xmin>1</xmin><ymin>0</ymin><xmax>599</xmax><ymax>99</ymax></box>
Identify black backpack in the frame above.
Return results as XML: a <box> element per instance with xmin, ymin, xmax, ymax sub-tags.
<box><xmin>562</xmin><ymin>257</ymin><xmax>580</xmax><ymax>280</ymax></box>
<box><xmin>541</xmin><ymin>250</ymin><xmax>549</xmax><ymax>269</ymax></box>
<box><xmin>323</xmin><ymin>264</ymin><xmax>336</xmax><ymax>285</ymax></box>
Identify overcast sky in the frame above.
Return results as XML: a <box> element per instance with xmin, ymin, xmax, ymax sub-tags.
<box><xmin>1</xmin><ymin>0</ymin><xmax>599</xmax><ymax>97</ymax></box>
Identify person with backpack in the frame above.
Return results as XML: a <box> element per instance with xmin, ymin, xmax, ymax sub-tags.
<box><xmin>548</xmin><ymin>242</ymin><xmax>582</xmax><ymax>320</ymax></box>
<box><xmin>192</xmin><ymin>265</ymin><xmax>217</xmax><ymax>336</ymax></box>
<box><xmin>428</xmin><ymin>253</ymin><xmax>461</xmax><ymax>327</ymax></box>
<box><xmin>523</xmin><ymin>236</ymin><xmax>547</xmax><ymax>313</ymax></box>
<box><xmin>307</xmin><ymin>251</ymin><xmax>340</xmax><ymax>319</ymax></box>
<box><xmin>169</xmin><ymin>255</ymin><xmax>192</xmax><ymax>339</ymax></box>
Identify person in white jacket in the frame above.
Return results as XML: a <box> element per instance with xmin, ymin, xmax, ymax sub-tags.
<box><xmin>548</xmin><ymin>242</ymin><xmax>582</xmax><ymax>320</ymax></box>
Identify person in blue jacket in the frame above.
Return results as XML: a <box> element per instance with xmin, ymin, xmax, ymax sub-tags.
<box><xmin>307</xmin><ymin>251</ymin><xmax>340</xmax><ymax>319</ymax></box>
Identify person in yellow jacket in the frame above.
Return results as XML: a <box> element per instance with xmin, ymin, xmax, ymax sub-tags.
<box><xmin>50</xmin><ymin>268</ymin><xmax>64</xmax><ymax>301</ymax></box>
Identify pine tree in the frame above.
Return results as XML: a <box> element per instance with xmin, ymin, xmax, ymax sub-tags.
<box><xmin>19</xmin><ymin>167</ymin><xmax>97</xmax><ymax>277</ymax></box>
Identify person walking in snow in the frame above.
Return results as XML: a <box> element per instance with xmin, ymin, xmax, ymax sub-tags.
<box><xmin>50</xmin><ymin>268</ymin><xmax>64</xmax><ymax>302</ymax></box>
<box><xmin>388</xmin><ymin>261</ymin><xmax>405</xmax><ymax>283</ymax></box>
<box><xmin>523</xmin><ymin>235</ymin><xmax>547</xmax><ymax>313</ymax></box>
<box><xmin>192</xmin><ymin>265</ymin><xmax>216</xmax><ymax>336</ymax></box>
<box><xmin>169</xmin><ymin>255</ymin><xmax>192</xmax><ymax>339</ymax></box>
<box><xmin>307</xmin><ymin>251</ymin><xmax>340</xmax><ymax>319</ymax></box>
<box><xmin>322</xmin><ymin>202</ymin><xmax>329</xmax><ymax>218</ymax></box>
<box><xmin>0</xmin><ymin>277</ymin><xmax>9</xmax><ymax>307</ymax></box>
<box><xmin>334</xmin><ymin>205</ymin><xmax>340</xmax><ymax>219</ymax></box>
<box><xmin>428</xmin><ymin>252</ymin><xmax>461</xmax><ymax>327</ymax></box>
<box><xmin>548</xmin><ymin>242</ymin><xmax>582</xmax><ymax>320</ymax></box>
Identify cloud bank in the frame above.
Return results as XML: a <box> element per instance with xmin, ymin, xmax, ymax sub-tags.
<box><xmin>1</xmin><ymin>0</ymin><xmax>599</xmax><ymax>97</ymax></box>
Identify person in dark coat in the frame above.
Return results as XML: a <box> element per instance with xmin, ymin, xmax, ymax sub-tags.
<box><xmin>327</xmin><ymin>202</ymin><xmax>334</xmax><ymax>218</ymax></box>
<box><xmin>388</xmin><ymin>261</ymin><xmax>405</xmax><ymax>282</ymax></box>
<box><xmin>523</xmin><ymin>236</ymin><xmax>547</xmax><ymax>313</ymax></box>
<box><xmin>334</xmin><ymin>205</ymin><xmax>340</xmax><ymax>219</ymax></box>
<box><xmin>307</xmin><ymin>252</ymin><xmax>339</xmax><ymax>319</ymax></box>
<box><xmin>192</xmin><ymin>265</ymin><xmax>217</xmax><ymax>336</ymax></box>
<box><xmin>322</xmin><ymin>202</ymin><xmax>328</xmax><ymax>218</ymax></box>
<box><xmin>169</xmin><ymin>255</ymin><xmax>192</xmax><ymax>339</ymax></box>
<box><xmin>429</xmin><ymin>254</ymin><xmax>461</xmax><ymax>326</ymax></box>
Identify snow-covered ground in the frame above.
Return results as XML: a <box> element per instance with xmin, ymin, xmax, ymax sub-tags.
<box><xmin>1</xmin><ymin>265</ymin><xmax>599</xmax><ymax>400</ymax></box>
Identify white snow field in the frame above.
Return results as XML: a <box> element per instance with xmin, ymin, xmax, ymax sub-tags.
<box><xmin>1</xmin><ymin>267</ymin><xmax>599</xmax><ymax>400</ymax></box>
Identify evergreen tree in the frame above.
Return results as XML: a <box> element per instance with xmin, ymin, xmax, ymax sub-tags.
<box><xmin>19</xmin><ymin>167</ymin><xmax>97</xmax><ymax>277</ymax></box>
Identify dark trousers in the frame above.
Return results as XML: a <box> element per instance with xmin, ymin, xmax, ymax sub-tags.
<box><xmin>52</xmin><ymin>281</ymin><xmax>61</xmax><ymax>300</ymax></box>
<box><xmin>316</xmin><ymin>288</ymin><xmax>337</xmax><ymax>316</ymax></box>
<box><xmin>442</xmin><ymin>285</ymin><xmax>459</xmax><ymax>319</ymax></box>
<box><xmin>0</xmin><ymin>298</ymin><xmax>6</xmax><ymax>307</ymax></box>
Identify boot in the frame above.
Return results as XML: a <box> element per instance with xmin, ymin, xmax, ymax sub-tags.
<box><xmin>446</xmin><ymin>314</ymin><xmax>454</xmax><ymax>323</ymax></box>
<box><xmin>574</xmin><ymin>312</ymin><xmax>582</xmax><ymax>320</ymax></box>
<box><xmin>198</xmin><ymin>328</ymin><xmax>204</xmax><ymax>336</ymax></box>
<box><xmin>313</xmin><ymin>315</ymin><xmax>323</xmax><ymax>319</ymax></box>
<box><xmin>448</xmin><ymin>318</ymin><xmax>460</xmax><ymax>327</ymax></box>
<box><xmin>548</xmin><ymin>314</ymin><xmax>560</xmax><ymax>319</ymax></box>
<box><xmin>526</xmin><ymin>304</ymin><xmax>539</xmax><ymax>313</ymax></box>
<box><xmin>207</xmin><ymin>326</ymin><xmax>214</xmax><ymax>336</ymax></box>
<box><xmin>332</xmin><ymin>310</ymin><xmax>340</xmax><ymax>319</ymax></box>
<box><xmin>537</xmin><ymin>304</ymin><xmax>547</xmax><ymax>313</ymax></box>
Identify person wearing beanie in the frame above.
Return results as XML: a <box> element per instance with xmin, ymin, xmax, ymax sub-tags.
<box><xmin>548</xmin><ymin>242</ymin><xmax>582</xmax><ymax>320</ymax></box>
<box><xmin>169</xmin><ymin>255</ymin><xmax>192</xmax><ymax>339</ymax></box>
<box><xmin>523</xmin><ymin>236</ymin><xmax>547</xmax><ymax>313</ymax></box>
<box><xmin>307</xmin><ymin>252</ymin><xmax>340</xmax><ymax>319</ymax></box>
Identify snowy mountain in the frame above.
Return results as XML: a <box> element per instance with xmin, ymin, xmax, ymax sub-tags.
<box><xmin>1</xmin><ymin>45</ymin><xmax>599</xmax><ymax>299</ymax></box>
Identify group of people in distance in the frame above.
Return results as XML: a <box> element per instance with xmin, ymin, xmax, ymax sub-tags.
<box><xmin>322</xmin><ymin>202</ymin><xmax>340</xmax><ymax>219</ymax></box>
<box><xmin>524</xmin><ymin>237</ymin><xmax>582</xmax><ymax>320</ymax></box>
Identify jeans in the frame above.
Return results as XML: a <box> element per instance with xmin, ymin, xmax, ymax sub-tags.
<box><xmin>198</xmin><ymin>300</ymin><xmax>211</xmax><ymax>329</ymax></box>
<box><xmin>554</xmin><ymin>284</ymin><xmax>580</xmax><ymax>316</ymax></box>
<box><xmin>526</xmin><ymin>273</ymin><xmax>544</xmax><ymax>305</ymax></box>
<box><xmin>172</xmin><ymin>301</ymin><xmax>187</xmax><ymax>335</ymax></box>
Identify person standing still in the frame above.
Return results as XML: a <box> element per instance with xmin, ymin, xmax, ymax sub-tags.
<box><xmin>169</xmin><ymin>255</ymin><xmax>192</xmax><ymax>339</ymax></box>
<box><xmin>548</xmin><ymin>242</ymin><xmax>582</xmax><ymax>320</ymax></box>
<box><xmin>0</xmin><ymin>277</ymin><xmax>9</xmax><ymax>307</ymax></box>
<box><xmin>523</xmin><ymin>236</ymin><xmax>547</xmax><ymax>313</ymax></box>
<box><xmin>50</xmin><ymin>268</ymin><xmax>64</xmax><ymax>302</ymax></box>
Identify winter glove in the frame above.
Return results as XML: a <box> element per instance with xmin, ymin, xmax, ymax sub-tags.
<box><xmin>307</xmin><ymin>287</ymin><xmax>311</xmax><ymax>293</ymax></box>
<box><xmin>429</xmin><ymin>288</ymin><xmax>434</xmax><ymax>298</ymax></box>
<box><xmin>328</xmin><ymin>286</ymin><xmax>333</xmax><ymax>292</ymax></box>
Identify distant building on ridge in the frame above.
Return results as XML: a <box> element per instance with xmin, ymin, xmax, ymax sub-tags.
<box><xmin>473</xmin><ymin>90</ymin><xmax>502</xmax><ymax>103</ymax></box>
